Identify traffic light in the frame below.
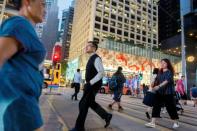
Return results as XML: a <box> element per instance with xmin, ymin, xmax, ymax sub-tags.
<box><xmin>52</xmin><ymin>53</ymin><xmax>60</xmax><ymax>63</ymax></box>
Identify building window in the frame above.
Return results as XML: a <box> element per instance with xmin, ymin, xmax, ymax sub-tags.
<box><xmin>118</xmin><ymin>16</ymin><xmax>122</xmax><ymax>22</ymax></box>
<box><xmin>137</xmin><ymin>17</ymin><xmax>141</xmax><ymax>21</ymax></box>
<box><xmin>131</xmin><ymin>15</ymin><xmax>135</xmax><ymax>19</ymax></box>
<box><xmin>142</xmin><ymin>37</ymin><xmax>146</xmax><ymax>41</ymax></box>
<box><xmin>103</xmin><ymin>26</ymin><xmax>108</xmax><ymax>31</ymax></box>
<box><xmin>95</xmin><ymin>16</ymin><xmax>101</xmax><ymax>22</ymax></box>
<box><xmin>125</xmin><ymin>0</ymin><xmax>130</xmax><ymax>5</ymax></box>
<box><xmin>130</xmin><ymin>33</ymin><xmax>134</xmax><ymax>38</ymax></box>
<box><xmin>148</xmin><ymin>38</ymin><xmax>151</xmax><ymax>43</ymax></box>
<box><xmin>110</xmin><ymin>21</ymin><xmax>116</xmax><ymax>26</ymax></box>
<box><xmin>117</xmin><ymin>23</ymin><xmax>122</xmax><ymax>28</ymax></box>
<box><xmin>104</xmin><ymin>12</ymin><xmax>109</xmax><ymax>17</ymax></box>
<box><xmin>103</xmin><ymin>18</ymin><xmax>109</xmax><ymax>24</ymax></box>
<box><xmin>137</xmin><ymin>29</ymin><xmax>140</xmax><ymax>34</ymax></box>
<box><xmin>153</xmin><ymin>40</ymin><xmax>157</xmax><ymax>44</ymax></box>
<box><xmin>110</xmin><ymin>28</ymin><xmax>115</xmax><ymax>33</ymax></box>
<box><xmin>124</xmin><ymin>32</ymin><xmax>129</xmax><ymax>37</ymax></box>
<box><xmin>111</xmin><ymin>14</ymin><xmax>116</xmax><ymax>19</ymax></box>
<box><xmin>117</xmin><ymin>30</ymin><xmax>122</xmax><ymax>35</ymax></box>
<box><xmin>95</xmin><ymin>23</ymin><xmax>100</xmax><ymax>29</ymax></box>
<box><xmin>125</xmin><ymin>6</ymin><xmax>130</xmax><ymax>11</ymax></box>
<box><xmin>124</xmin><ymin>18</ymin><xmax>129</xmax><ymax>24</ymax></box>
<box><xmin>137</xmin><ymin>35</ymin><xmax>140</xmax><ymax>40</ymax></box>
<box><xmin>142</xmin><ymin>31</ymin><xmax>146</xmax><ymax>35</ymax></box>
<box><xmin>137</xmin><ymin>0</ymin><xmax>141</xmax><ymax>3</ymax></box>
<box><xmin>112</xmin><ymin>1</ymin><xmax>117</xmax><ymax>6</ymax></box>
<box><xmin>130</xmin><ymin>20</ymin><xmax>134</xmax><ymax>25</ymax></box>
<box><xmin>130</xmin><ymin>27</ymin><xmax>134</xmax><ymax>32</ymax></box>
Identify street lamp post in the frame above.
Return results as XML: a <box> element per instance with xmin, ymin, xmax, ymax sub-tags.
<box><xmin>180</xmin><ymin>5</ymin><xmax>188</xmax><ymax>95</ymax></box>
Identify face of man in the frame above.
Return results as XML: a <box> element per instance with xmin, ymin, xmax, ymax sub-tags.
<box><xmin>25</xmin><ymin>0</ymin><xmax>46</xmax><ymax>23</ymax></box>
<box><xmin>85</xmin><ymin>42</ymin><xmax>96</xmax><ymax>54</ymax></box>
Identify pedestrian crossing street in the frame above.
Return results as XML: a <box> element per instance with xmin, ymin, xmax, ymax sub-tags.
<box><xmin>42</xmin><ymin>88</ymin><xmax>197</xmax><ymax>131</ymax></box>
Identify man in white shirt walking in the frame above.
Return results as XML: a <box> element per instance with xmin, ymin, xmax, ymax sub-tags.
<box><xmin>70</xmin><ymin>41</ymin><xmax>112</xmax><ymax>131</ymax></box>
<box><xmin>72</xmin><ymin>69</ymin><xmax>82</xmax><ymax>101</ymax></box>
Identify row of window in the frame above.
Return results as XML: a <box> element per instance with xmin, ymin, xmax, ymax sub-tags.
<box><xmin>95</xmin><ymin>23</ymin><xmax>157</xmax><ymax>37</ymax></box>
<box><xmin>98</xmin><ymin>0</ymin><xmax>157</xmax><ymax>10</ymax></box>
<box><xmin>96</xmin><ymin>3</ymin><xmax>157</xmax><ymax>17</ymax></box>
<box><xmin>94</xmin><ymin>30</ymin><xmax>157</xmax><ymax>44</ymax></box>
<box><xmin>95</xmin><ymin>15</ymin><xmax>157</xmax><ymax>27</ymax></box>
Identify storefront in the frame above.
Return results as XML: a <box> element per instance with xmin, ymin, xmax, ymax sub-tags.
<box><xmin>66</xmin><ymin>39</ymin><xmax>182</xmax><ymax>85</ymax></box>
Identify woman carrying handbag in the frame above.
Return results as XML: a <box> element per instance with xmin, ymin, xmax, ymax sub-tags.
<box><xmin>143</xmin><ymin>68</ymin><xmax>159</xmax><ymax>119</ymax></box>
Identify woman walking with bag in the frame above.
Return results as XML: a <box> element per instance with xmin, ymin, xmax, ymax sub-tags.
<box><xmin>108</xmin><ymin>67</ymin><xmax>126</xmax><ymax>111</ymax></box>
<box><xmin>143</xmin><ymin>68</ymin><xmax>159</xmax><ymax>119</ymax></box>
<box><xmin>145</xmin><ymin>59</ymin><xmax>179</xmax><ymax>129</ymax></box>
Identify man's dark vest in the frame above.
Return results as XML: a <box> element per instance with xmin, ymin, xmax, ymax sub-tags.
<box><xmin>85</xmin><ymin>54</ymin><xmax>102</xmax><ymax>88</ymax></box>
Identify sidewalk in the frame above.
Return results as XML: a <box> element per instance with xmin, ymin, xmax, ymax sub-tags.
<box><xmin>40</xmin><ymin>95</ymin><xmax>68</xmax><ymax>131</ymax></box>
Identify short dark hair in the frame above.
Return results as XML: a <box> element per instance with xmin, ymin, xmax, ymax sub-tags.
<box><xmin>181</xmin><ymin>75</ymin><xmax>185</xmax><ymax>78</ymax></box>
<box><xmin>77</xmin><ymin>69</ymin><xmax>80</xmax><ymax>72</ymax></box>
<box><xmin>12</xmin><ymin>0</ymin><xmax>22</xmax><ymax>10</ymax></box>
<box><xmin>88</xmin><ymin>41</ymin><xmax>98</xmax><ymax>51</ymax></box>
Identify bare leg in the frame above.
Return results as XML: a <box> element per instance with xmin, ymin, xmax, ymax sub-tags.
<box><xmin>111</xmin><ymin>101</ymin><xmax>116</xmax><ymax>106</ymax></box>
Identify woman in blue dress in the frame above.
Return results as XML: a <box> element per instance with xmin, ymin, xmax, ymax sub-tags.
<box><xmin>0</xmin><ymin>0</ymin><xmax>46</xmax><ymax>131</ymax></box>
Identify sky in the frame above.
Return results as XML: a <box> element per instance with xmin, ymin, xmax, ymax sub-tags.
<box><xmin>58</xmin><ymin>0</ymin><xmax>73</xmax><ymax>18</ymax></box>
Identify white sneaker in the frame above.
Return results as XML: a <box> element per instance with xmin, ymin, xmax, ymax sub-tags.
<box><xmin>173</xmin><ymin>122</ymin><xmax>180</xmax><ymax>129</ymax></box>
<box><xmin>145</xmin><ymin>122</ymin><xmax>156</xmax><ymax>128</ymax></box>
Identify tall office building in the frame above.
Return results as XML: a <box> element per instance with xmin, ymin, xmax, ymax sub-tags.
<box><xmin>61</xmin><ymin>6</ymin><xmax>74</xmax><ymax>61</ymax></box>
<box><xmin>41</xmin><ymin>1</ymin><xmax>59</xmax><ymax>60</ymax></box>
<box><xmin>69</xmin><ymin>0</ymin><xmax>159</xmax><ymax>61</ymax></box>
<box><xmin>158</xmin><ymin>0</ymin><xmax>181</xmax><ymax>43</ymax></box>
<box><xmin>35</xmin><ymin>0</ymin><xmax>58</xmax><ymax>39</ymax></box>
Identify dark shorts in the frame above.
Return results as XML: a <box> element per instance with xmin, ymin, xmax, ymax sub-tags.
<box><xmin>113</xmin><ymin>91</ymin><xmax>122</xmax><ymax>102</ymax></box>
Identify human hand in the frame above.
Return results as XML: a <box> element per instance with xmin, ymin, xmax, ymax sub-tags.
<box><xmin>84</xmin><ymin>82</ymin><xmax>92</xmax><ymax>91</ymax></box>
<box><xmin>153</xmin><ymin>86</ymin><xmax>160</xmax><ymax>91</ymax></box>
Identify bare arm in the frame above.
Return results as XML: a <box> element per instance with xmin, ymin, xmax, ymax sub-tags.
<box><xmin>0</xmin><ymin>37</ymin><xmax>21</xmax><ymax>68</ymax></box>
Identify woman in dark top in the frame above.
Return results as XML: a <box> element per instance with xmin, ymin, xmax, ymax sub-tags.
<box><xmin>108</xmin><ymin>67</ymin><xmax>126</xmax><ymax>111</ymax></box>
<box><xmin>145</xmin><ymin>59</ymin><xmax>179</xmax><ymax>129</ymax></box>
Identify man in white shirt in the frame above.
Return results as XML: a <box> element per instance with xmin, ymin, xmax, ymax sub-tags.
<box><xmin>70</xmin><ymin>41</ymin><xmax>112</xmax><ymax>131</ymax></box>
<box><xmin>72</xmin><ymin>69</ymin><xmax>82</xmax><ymax>101</ymax></box>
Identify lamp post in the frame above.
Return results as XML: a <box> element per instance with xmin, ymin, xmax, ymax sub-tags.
<box><xmin>180</xmin><ymin>1</ymin><xmax>188</xmax><ymax>95</ymax></box>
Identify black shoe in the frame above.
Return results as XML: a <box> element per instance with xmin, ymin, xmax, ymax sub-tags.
<box><xmin>146</xmin><ymin>112</ymin><xmax>151</xmax><ymax>119</ymax></box>
<box><xmin>104</xmin><ymin>114</ymin><xmax>112</xmax><ymax>128</ymax></box>
<box><xmin>108</xmin><ymin>104</ymin><xmax>113</xmax><ymax>110</ymax></box>
<box><xmin>118</xmin><ymin>106</ymin><xmax>124</xmax><ymax>112</ymax></box>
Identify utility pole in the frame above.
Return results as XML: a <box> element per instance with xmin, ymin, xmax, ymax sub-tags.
<box><xmin>180</xmin><ymin>1</ymin><xmax>188</xmax><ymax>95</ymax></box>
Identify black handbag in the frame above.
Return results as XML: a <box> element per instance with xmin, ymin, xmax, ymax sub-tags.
<box><xmin>143</xmin><ymin>91</ymin><xmax>155</xmax><ymax>107</ymax></box>
<box><xmin>71</xmin><ymin>83</ymin><xmax>75</xmax><ymax>88</ymax></box>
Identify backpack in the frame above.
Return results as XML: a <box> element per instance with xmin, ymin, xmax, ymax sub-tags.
<box><xmin>109</xmin><ymin>76</ymin><xmax>118</xmax><ymax>91</ymax></box>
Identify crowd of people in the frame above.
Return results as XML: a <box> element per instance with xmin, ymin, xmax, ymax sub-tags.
<box><xmin>1</xmin><ymin>0</ymin><xmax>197</xmax><ymax>131</ymax></box>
